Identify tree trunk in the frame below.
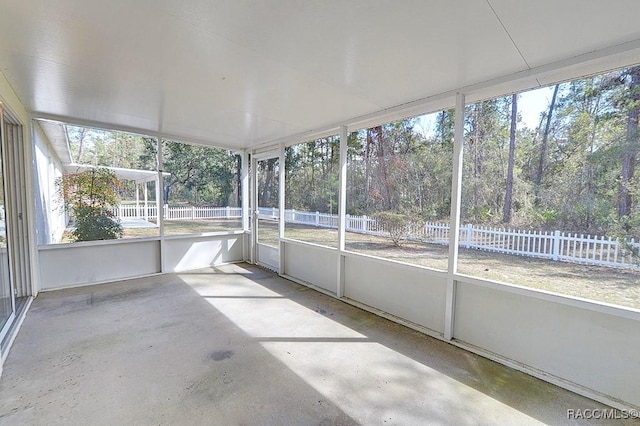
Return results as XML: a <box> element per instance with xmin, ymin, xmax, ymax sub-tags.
<box><xmin>534</xmin><ymin>84</ymin><xmax>559</xmax><ymax>203</ymax></box>
<box><xmin>365</xmin><ymin>129</ymin><xmax>373</xmax><ymax>211</ymax></box>
<box><xmin>76</xmin><ymin>127</ymin><xmax>87</xmax><ymax>163</ymax></box>
<box><xmin>236</xmin><ymin>154</ymin><xmax>242</xmax><ymax>207</ymax></box>
<box><xmin>260</xmin><ymin>158</ymin><xmax>276</xmax><ymax>206</ymax></box>
<box><xmin>618</xmin><ymin>66</ymin><xmax>640</xmax><ymax>218</ymax></box>
<box><xmin>503</xmin><ymin>94</ymin><xmax>518</xmax><ymax>223</ymax></box>
<box><xmin>472</xmin><ymin>104</ymin><xmax>481</xmax><ymax>221</ymax></box>
<box><xmin>374</xmin><ymin>126</ymin><xmax>393</xmax><ymax>211</ymax></box>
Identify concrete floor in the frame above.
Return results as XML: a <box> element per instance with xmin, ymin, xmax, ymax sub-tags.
<box><xmin>0</xmin><ymin>263</ymin><xmax>634</xmax><ymax>425</ymax></box>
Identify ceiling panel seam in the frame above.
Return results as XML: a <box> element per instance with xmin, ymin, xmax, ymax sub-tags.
<box><xmin>486</xmin><ymin>0</ymin><xmax>530</xmax><ymax>69</ymax></box>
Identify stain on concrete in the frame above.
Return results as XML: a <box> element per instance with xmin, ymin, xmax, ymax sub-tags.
<box><xmin>184</xmin><ymin>370</ymin><xmax>235</xmax><ymax>403</ymax></box>
<box><xmin>210</xmin><ymin>350</ymin><xmax>234</xmax><ymax>361</ymax></box>
<box><xmin>52</xmin><ymin>353</ymin><xmax>82</xmax><ymax>368</ymax></box>
<box><xmin>70</xmin><ymin>332</ymin><xmax>122</xmax><ymax>354</ymax></box>
<box><xmin>158</xmin><ymin>321</ymin><xmax>179</xmax><ymax>329</ymax></box>
<box><xmin>89</xmin><ymin>286</ymin><xmax>155</xmax><ymax>305</ymax></box>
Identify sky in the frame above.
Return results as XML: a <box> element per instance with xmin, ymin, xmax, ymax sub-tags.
<box><xmin>415</xmin><ymin>85</ymin><xmax>557</xmax><ymax>137</ymax></box>
<box><xmin>518</xmin><ymin>86</ymin><xmax>556</xmax><ymax>129</ymax></box>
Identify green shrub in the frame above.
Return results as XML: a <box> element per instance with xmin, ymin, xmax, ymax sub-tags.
<box><xmin>72</xmin><ymin>205</ymin><xmax>123</xmax><ymax>241</ymax></box>
<box><xmin>372</xmin><ymin>211</ymin><xmax>412</xmax><ymax>246</ymax></box>
<box><xmin>57</xmin><ymin>168</ymin><xmax>124</xmax><ymax>242</ymax></box>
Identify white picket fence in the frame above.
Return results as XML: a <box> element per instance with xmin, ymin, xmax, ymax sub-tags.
<box><xmin>112</xmin><ymin>205</ymin><xmax>640</xmax><ymax>270</ymax></box>
<box><xmin>113</xmin><ymin>205</ymin><xmax>242</xmax><ymax>220</ymax></box>
<box><xmin>422</xmin><ymin>223</ymin><xmax>639</xmax><ymax>270</ymax></box>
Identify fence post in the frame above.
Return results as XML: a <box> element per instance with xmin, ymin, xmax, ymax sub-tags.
<box><xmin>552</xmin><ymin>230</ymin><xmax>561</xmax><ymax>261</ymax></box>
<box><xmin>363</xmin><ymin>215</ymin><xmax>368</xmax><ymax>232</ymax></box>
<box><xmin>292</xmin><ymin>209</ymin><xmax>296</xmax><ymax>222</ymax></box>
<box><xmin>465</xmin><ymin>224</ymin><xmax>472</xmax><ymax>248</ymax></box>
<box><xmin>345</xmin><ymin>214</ymin><xmax>350</xmax><ymax>231</ymax></box>
<box><xmin>315</xmin><ymin>211</ymin><xmax>320</xmax><ymax>226</ymax></box>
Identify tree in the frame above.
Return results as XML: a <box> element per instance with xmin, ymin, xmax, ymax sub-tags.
<box><xmin>463</xmin><ymin>99</ymin><xmax>511</xmax><ymax>223</ymax></box>
<box><xmin>161</xmin><ymin>142</ymin><xmax>239</xmax><ymax>206</ymax></box>
<box><xmin>534</xmin><ymin>84</ymin><xmax>560</xmax><ymax>204</ymax></box>
<box><xmin>257</xmin><ymin>157</ymin><xmax>279</xmax><ymax>208</ymax></box>
<box><xmin>618</xmin><ymin>66</ymin><xmax>640</xmax><ymax>218</ymax></box>
<box><xmin>285</xmin><ymin>136</ymin><xmax>339</xmax><ymax>213</ymax></box>
<box><xmin>503</xmin><ymin>94</ymin><xmax>518</xmax><ymax>223</ymax></box>
<box><xmin>57</xmin><ymin>168</ymin><xmax>124</xmax><ymax>241</ymax></box>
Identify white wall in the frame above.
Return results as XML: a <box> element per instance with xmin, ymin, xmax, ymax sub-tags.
<box><xmin>38</xmin><ymin>233</ymin><xmax>247</xmax><ymax>289</ymax></box>
<box><xmin>256</xmin><ymin>243</ymin><xmax>279</xmax><ymax>271</ymax></box>
<box><xmin>282</xmin><ymin>241</ymin><xmax>338</xmax><ymax>294</ymax></box>
<box><xmin>453</xmin><ymin>278</ymin><xmax>640</xmax><ymax>408</ymax></box>
<box><xmin>0</xmin><ymin>71</ymin><xmax>29</xmax><ymax>126</ymax></box>
<box><xmin>38</xmin><ymin>238</ymin><xmax>161</xmax><ymax>290</ymax></box>
<box><xmin>343</xmin><ymin>253</ymin><xmax>447</xmax><ymax>334</ymax></box>
<box><xmin>164</xmin><ymin>233</ymin><xmax>244</xmax><ymax>272</ymax></box>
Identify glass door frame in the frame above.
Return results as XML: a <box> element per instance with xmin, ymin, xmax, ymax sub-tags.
<box><xmin>251</xmin><ymin>148</ymin><xmax>284</xmax><ymax>272</ymax></box>
<box><xmin>0</xmin><ymin>106</ymin><xmax>16</xmax><ymax>348</ymax></box>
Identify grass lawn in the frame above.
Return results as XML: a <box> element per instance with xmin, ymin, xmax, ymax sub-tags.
<box><xmin>61</xmin><ymin>218</ymin><xmax>243</xmax><ymax>242</ymax></box>
<box><xmin>270</xmin><ymin>222</ymin><xmax>640</xmax><ymax>310</ymax></box>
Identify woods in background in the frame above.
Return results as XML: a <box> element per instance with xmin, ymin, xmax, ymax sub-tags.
<box><xmin>288</xmin><ymin>66</ymin><xmax>639</xmax><ymax>240</ymax></box>
<box><xmin>67</xmin><ymin>131</ymin><xmax>241</xmax><ymax>208</ymax></box>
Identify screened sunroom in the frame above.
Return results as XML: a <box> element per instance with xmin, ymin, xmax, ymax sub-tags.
<box><xmin>0</xmin><ymin>1</ymin><xmax>638</xmax><ymax>423</ymax></box>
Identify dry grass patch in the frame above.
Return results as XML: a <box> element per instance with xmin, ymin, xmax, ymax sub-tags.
<box><xmin>279</xmin><ymin>223</ymin><xmax>640</xmax><ymax>310</ymax></box>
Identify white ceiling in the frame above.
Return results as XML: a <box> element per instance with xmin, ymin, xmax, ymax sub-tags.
<box><xmin>2</xmin><ymin>0</ymin><xmax>640</xmax><ymax>150</ymax></box>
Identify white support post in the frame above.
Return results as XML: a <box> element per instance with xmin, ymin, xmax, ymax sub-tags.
<box><xmin>135</xmin><ymin>183</ymin><xmax>140</xmax><ymax>218</ymax></box>
<box><xmin>278</xmin><ymin>143</ymin><xmax>286</xmax><ymax>275</ymax></box>
<box><xmin>143</xmin><ymin>182</ymin><xmax>148</xmax><ymax>221</ymax></box>
<box><xmin>337</xmin><ymin>125</ymin><xmax>348</xmax><ymax>298</ymax></box>
<box><xmin>156</xmin><ymin>137</ymin><xmax>165</xmax><ymax>273</ymax></box>
<box><xmin>445</xmin><ymin>93</ymin><xmax>465</xmax><ymax>341</ymax></box>
<box><xmin>250</xmin><ymin>153</ymin><xmax>258</xmax><ymax>264</ymax></box>
<box><xmin>241</xmin><ymin>150</ymin><xmax>249</xmax><ymax>232</ymax></box>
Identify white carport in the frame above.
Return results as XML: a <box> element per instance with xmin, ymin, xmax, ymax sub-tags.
<box><xmin>63</xmin><ymin>163</ymin><xmax>170</xmax><ymax>223</ymax></box>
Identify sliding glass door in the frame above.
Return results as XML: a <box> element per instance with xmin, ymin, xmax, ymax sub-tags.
<box><xmin>0</xmin><ymin>112</ymin><xmax>14</xmax><ymax>340</ymax></box>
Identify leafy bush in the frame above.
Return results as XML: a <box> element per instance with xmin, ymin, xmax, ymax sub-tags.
<box><xmin>609</xmin><ymin>214</ymin><xmax>640</xmax><ymax>264</ymax></box>
<box><xmin>72</xmin><ymin>205</ymin><xmax>123</xmax><ymax>241</ymax></box>
<box><xmin>372</xmin><ymin>211</ymin><xmax>412</xmax><ymax>246</ymax></box>
<box><xmin>57</xmin><ymin>168</ymin><xmax>124</xmax><ymax>242</ymax></box>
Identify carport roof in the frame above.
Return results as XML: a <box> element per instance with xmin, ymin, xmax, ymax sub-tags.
<box><xmin>64</xmin><ymin>163</ymin><xmax>169</xmax><ymax>184</ymax></box>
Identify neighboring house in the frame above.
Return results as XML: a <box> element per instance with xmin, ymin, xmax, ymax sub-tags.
<box><xmin>33</xmin><ymin>122</ymin><xmax>68</xmax><ymax>245</ymax></box>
